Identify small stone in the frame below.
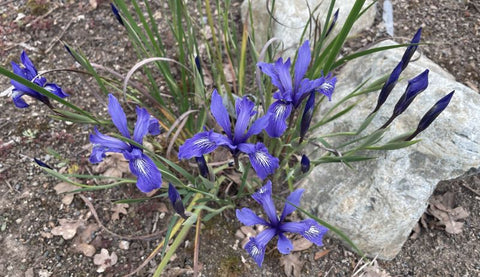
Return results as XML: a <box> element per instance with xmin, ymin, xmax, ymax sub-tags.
<box><xmin>119</xmin><ymin>240</ymin><xmax>129</xmax><ymax>250</ymax></box>
<box><xmin>16</xmin><ymin>218</ymin><xmax>22</xmax><ymax>224</ymax></box>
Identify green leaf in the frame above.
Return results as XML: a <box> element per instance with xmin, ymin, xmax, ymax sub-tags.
<box><xmin>366</xmin><ymin>139</ymin><xmax>419</xmax><ymax>150</ymax></box>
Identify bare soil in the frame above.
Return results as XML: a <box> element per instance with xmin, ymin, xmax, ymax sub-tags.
<box><xmin>0</xmin><ymin>1</ymin><xmax>479</xmax><ymax>276</ymax></box>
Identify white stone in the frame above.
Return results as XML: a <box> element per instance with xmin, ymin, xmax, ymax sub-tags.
<box><xmin>301</xmin><ymin>40</ymin><xmax>480</xmax><ymax>259</ymax></box>
<box><xmin>241</xmin><ymin>0</ymin><xmax>376</xmax><ymax>57</ymax></box>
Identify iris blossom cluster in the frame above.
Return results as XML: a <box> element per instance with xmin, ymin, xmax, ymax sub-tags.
<box><xmin>178</xmin><ymin>89</ymin><xmax>279</xmax><ymax>180</ymax></box>
<box><xmin>89</xmin><ymin>94</ymin><xmax>162</xmax><ymax>193</ymax></box>
<box><xmin>236</xmin><ymin>181</ymin><xmax>328</xmax><ymax>267</ymax></box>
<box><xmin>257</xmin><ymin>40</ymin><xmax>336</xmax><ymax>138</ymax></box>
<box><xmin>11</xmin><ymin>51</ymin><xmax>68</xmax><ymax>108</ymax></box>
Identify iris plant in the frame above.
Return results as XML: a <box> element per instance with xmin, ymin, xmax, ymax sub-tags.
<box><xmin>257</xmin><ymin>40</ymin><xmax>336</xmax><ymax>137</ymax></box>
<box><xmin>89</xmin><ymin>94</ymin><xmax>162</xmax><ymax>193</ymax></box>
<box><xmin>236</xmin><ymin>181</ymin><xmax>328</xmax><ymax>267</ymax></box>
<box><xmin>11</xmin><ymin>51</ymin><xmax>68</xmax><ymax>108</ymax></box>
<box><xmin>178</xmin><ymin>90</ymin><xmax>279</xmax><ymax>179</ymax></box>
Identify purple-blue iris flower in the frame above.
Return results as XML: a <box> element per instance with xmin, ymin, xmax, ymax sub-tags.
<box><xmin>89</xmin><ymin>94</ymin><xmax>162</xmax><ymax>193</ymax></box>
<box><xmin>236</xmin><ymin>181</ymin><xmax>328</xmax><ymax>267</ymax></box>
<box><xmin>257</xmin><ymin>41</ymin><xmax>336</xmax><ymax>137</ymax></box>
<box><xmin>178</xmin><ymin>89</ymin><xmax>279</xmax><ymax>180</ymax></box>
<box><xmin>10</xmin><ymin>51</ymin><xmax>68</xmax><ymax>108</ymax></box>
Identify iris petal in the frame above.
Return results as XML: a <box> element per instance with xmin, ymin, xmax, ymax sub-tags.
<box><xmin>280</xmin><ymin>188</ymin><xmax>304</xmax><ymax>221</ymax></box>
<box><xmin>239</xmin><ymin>143</ymin><xmax>279</xmax><ymax>180</ymax></box>
<box><xmin>148</xmin><ymin>116</ymin><xmax>161</xmax><ymax>135</ymax></box>
<box><xmin>20</xmin><ymin>51</ymin><xmax>38</xmax><ymax>79</ymax></box>
<box><xmin>255</xmin><ymin>228</ymin><xmax>277</xmax><ymax>248</ymax></box>
<box><xmin>44</xmin><ymin>83</ymin><xmax>69</xmax><ymax>98</ymax></box>
<box><xmin>12</xmin><ymin>90</ymin><xmax>29</xmax><ymax>108</ymax></box>
<box><xmin>89</xmin><ymin>127</ymin><xmax>130</xmax><ymax>152</ymax></box>
<box><xmin>210</xmin><ymin>89</ymin><xmax>232</xmax><ymax>138</ymax></box>
<box><xmin>257</xmin><ymin>62</ymin><xmax>284</xmax><ymax>92</ymax></box>
<box><xmin>294</xmin><ymin>41</ymin><xmax>311</xmax><ymax>91</ymax></box>
<box><xmin>89</xmin><ymin>145</ymin><xmax>109</xmax><ymax>163</ymax></box>
<box><xmin>133</xmin><ymin>107</ymin><xmax>150</xmax><ymax>144</ymax></box>
<box><xmin>178</xmin><ymin>130</ymin><xmax>231</xmax><ymax>160</ymax></box>
<box><xmin>277</xmin><ymin>233</ymin><xmax>294</xmax><ymax>254</ymax></box>
<box><xmin>129</xmin><ymin>153</ymin><xmax>162</xmax><ymax>193</ymax></box>
<box><xmin>265</xmin><ymin>101</ymin><xmax>292</xmax><ymax>138</ymax></box>
<box><xmin>244</xmin><ymin>238</ymin><xmax>266</xmax><ymax>267</ymax></box>
<box><xmin>245</xmin><ymin>114</ymin><xmax>269</xmax><ymax>139</ymax></box>
<box><xmin>236</xmin><ymin>208</ymin><xmax>269</xmax><ymax>226</ymax></box>
<box><xmin>108</xmin><ymin>94</ymin><xmax>131</xmax><ymax>139</ymax></box>
<box><xmin>249</xmin><ymin>181</ymin><xmax>278</xmax><ymax>225</ymax></box>
<box><xmin>233</xmin><ymin>96</ymin><xmax>256</xmax><ymax>144</ymax></box>
<box><xmin>275</xmin><ymin>58</ymin><xmax>293</xmax><ymax>94</ymax></box>
<box><xmin>281</xmin><ymin>219</ymin><xmax>328</xmax><ymax>246</ymax></box>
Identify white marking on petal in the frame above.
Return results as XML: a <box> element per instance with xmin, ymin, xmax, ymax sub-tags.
<box><xmin>255</xmin><ymin>151</ymin><xmax>270</xmax><ymax>167</ymax></box>
<box><xmin>194</xmin><ymin>138</ymin><xmax>214</xmax><ymax>148</ymax></box>
<box><xmin>251</xmin><ymin>245</ymin><xmax>260</xmax><ymax>256</ymax></box>
<box><xmin>305</xmin><ymin>225</ymin><xmax>320</xmax><ymax>237</ymax></box>
<box><xmin>274</xmin><ymin>104</ymin><xmax>286</xmax><ymax>119</ymax></box>
<box><xmin>320</xmin><ymin>83</ymin><xmax>333</xmax><ymax>91</ymax></box>
<box><xmin>135</xmin><ymin>158</ymin><xmax>148</xmax><ymax>175</ymax></box>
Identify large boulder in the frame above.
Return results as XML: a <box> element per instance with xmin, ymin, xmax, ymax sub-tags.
<box><xmin>301</xmin><ymin>40</ymin><xmax>480</xmax><ymax>259</ymax></box>
<box><xmin>241</xmin><ymin>0</ymin><xmax>376</xmax><ymax>57</ymax></box>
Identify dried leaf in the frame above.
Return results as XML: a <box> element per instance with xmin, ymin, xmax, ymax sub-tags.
<box><xmin>410</xmin><ymin>222</ymin><xmax>421</xmax><ymax>240</ymax></box>
<box><xmin>314</xmin><ymin>249</ymin><xmax>331</xmax><ymax>260</ymax></box>
<box><xmin>292</xmin><ymin>237</ymin><xmax>313</xmax><ymax>252</ymax></box>
<box><xmin>89</xmin><ymin>0</ymin><xmax>98</xmax><ymax>9</ymax></box>
<box><xmin>93</xmin><ymin>248</ymin><xmax>118</xmax><ymax>273</ymax></box>
<box><xmin>111</xmin><ymin>203</ymin><xmax>129</xmax><ymax>221</ymax></box>
<box><xmin>73</xmin><ymin>243</ymin><xmax>96</xmax><ymax>257</ymax></box>
<box><xmin>78</xmin><ymin>223</ymin><xmax>99</xmax><ymax>243</ymax></box>
<box><xmin>54</xmin><ymin>182</ymin><xmax>79</xmax><ymax>205</ymax></box>
<box><xmin>93</xmin><ymin>153</ymin><xmax>129</xmax><ymax>181</ymax></box>
<box><xmin>428</xmin><ymin>192</ymin><xmax>470</xmax><ymax>234</ymax></box>
<box><xmin>360</xmin><ymin>261</ymin><xmax>391</xmax><ymax>277</ymax></box>
<box><xmin>51</xmin><ymin>219</ymin><xmax>84</xmax><ymax>240</ymax></box>
<box><xmin>280</xmin><ymin>253</ymin><xmax>304</xmax><ymax>277</ymax></box>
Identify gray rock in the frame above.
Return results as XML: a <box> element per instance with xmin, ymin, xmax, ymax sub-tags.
<box><xmin>301</xmin><ymin>40</ymin><xmax>480</xmax><ymax>259</ymax></box>
<box><xmin>241</xmin><ymin>0</ymin><xmax>376</xmax><ymax>57</ymax></box>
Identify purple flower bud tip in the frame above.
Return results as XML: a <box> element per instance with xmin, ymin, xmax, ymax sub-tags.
<box><xmin>394</xmin><ymin>69</ymin><xmax>429</xmax><ymax>116</ymax></box>
<box><xmin>325</xmin><ymin>8</ymin><xmax>339</xmax><ymax>37</ymax></box>
<box><xmin>168</xmin><ymin>183</ymin><xmax>188</xmax><ymax>219</ymax></box>
<box><xmin>300</xmin><ymin>93</ymin><xmax>315</xmax><ymax>142</ymax></box>
<box><xmin>34</xmin><ymin>158</ymin><xmax>53</xmax><ymax>169</ymax></box>
<box><xmin>195</xmin><ymin>155</ymin><xmax>209</xmax><ymax>178</ymax></box>
<box><xmin>406</xmin><ymin>90</ymin><xmax>454</xmax><ymax>140</ymax></box>
<box><xmin>110</xmin><ymin>3</ymin><xmax>124</xmax><ymax>26</ymax></box>
<box><xmin>301</xmin><ymin>154</ymin><xmax>310</xmax><ymax>173</ymax></box>
<box><xmin>372</xmin><ymin>61</ymin><xmax>403</xmax><ymax>113</ymax></box>
<box><xmin>401</xmin><ymin>27</ymin><xmax>422</xmax><ymax>70</ymax></box>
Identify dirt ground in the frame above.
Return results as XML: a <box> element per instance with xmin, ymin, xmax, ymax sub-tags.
<box><xmin>0</xmin><ymin>0</ymin><xmax>479</xmax><ymax>276</ymax></box>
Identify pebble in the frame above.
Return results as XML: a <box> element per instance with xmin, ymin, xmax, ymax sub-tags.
<box><xmin>119</xmin><ymin>240</ymin><xmax>129</xmax><ymax>250</ymax></box>
<box><xmin>16</xmin><ymin>218</ymin><xmax>22</xmax><ymax>224</ymax></box>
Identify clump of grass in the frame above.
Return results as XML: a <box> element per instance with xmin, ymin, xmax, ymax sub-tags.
<box><xmin>26</xmin><ymin>0</ymin><xmax>49</xmax><ymax>16</ymax></box>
